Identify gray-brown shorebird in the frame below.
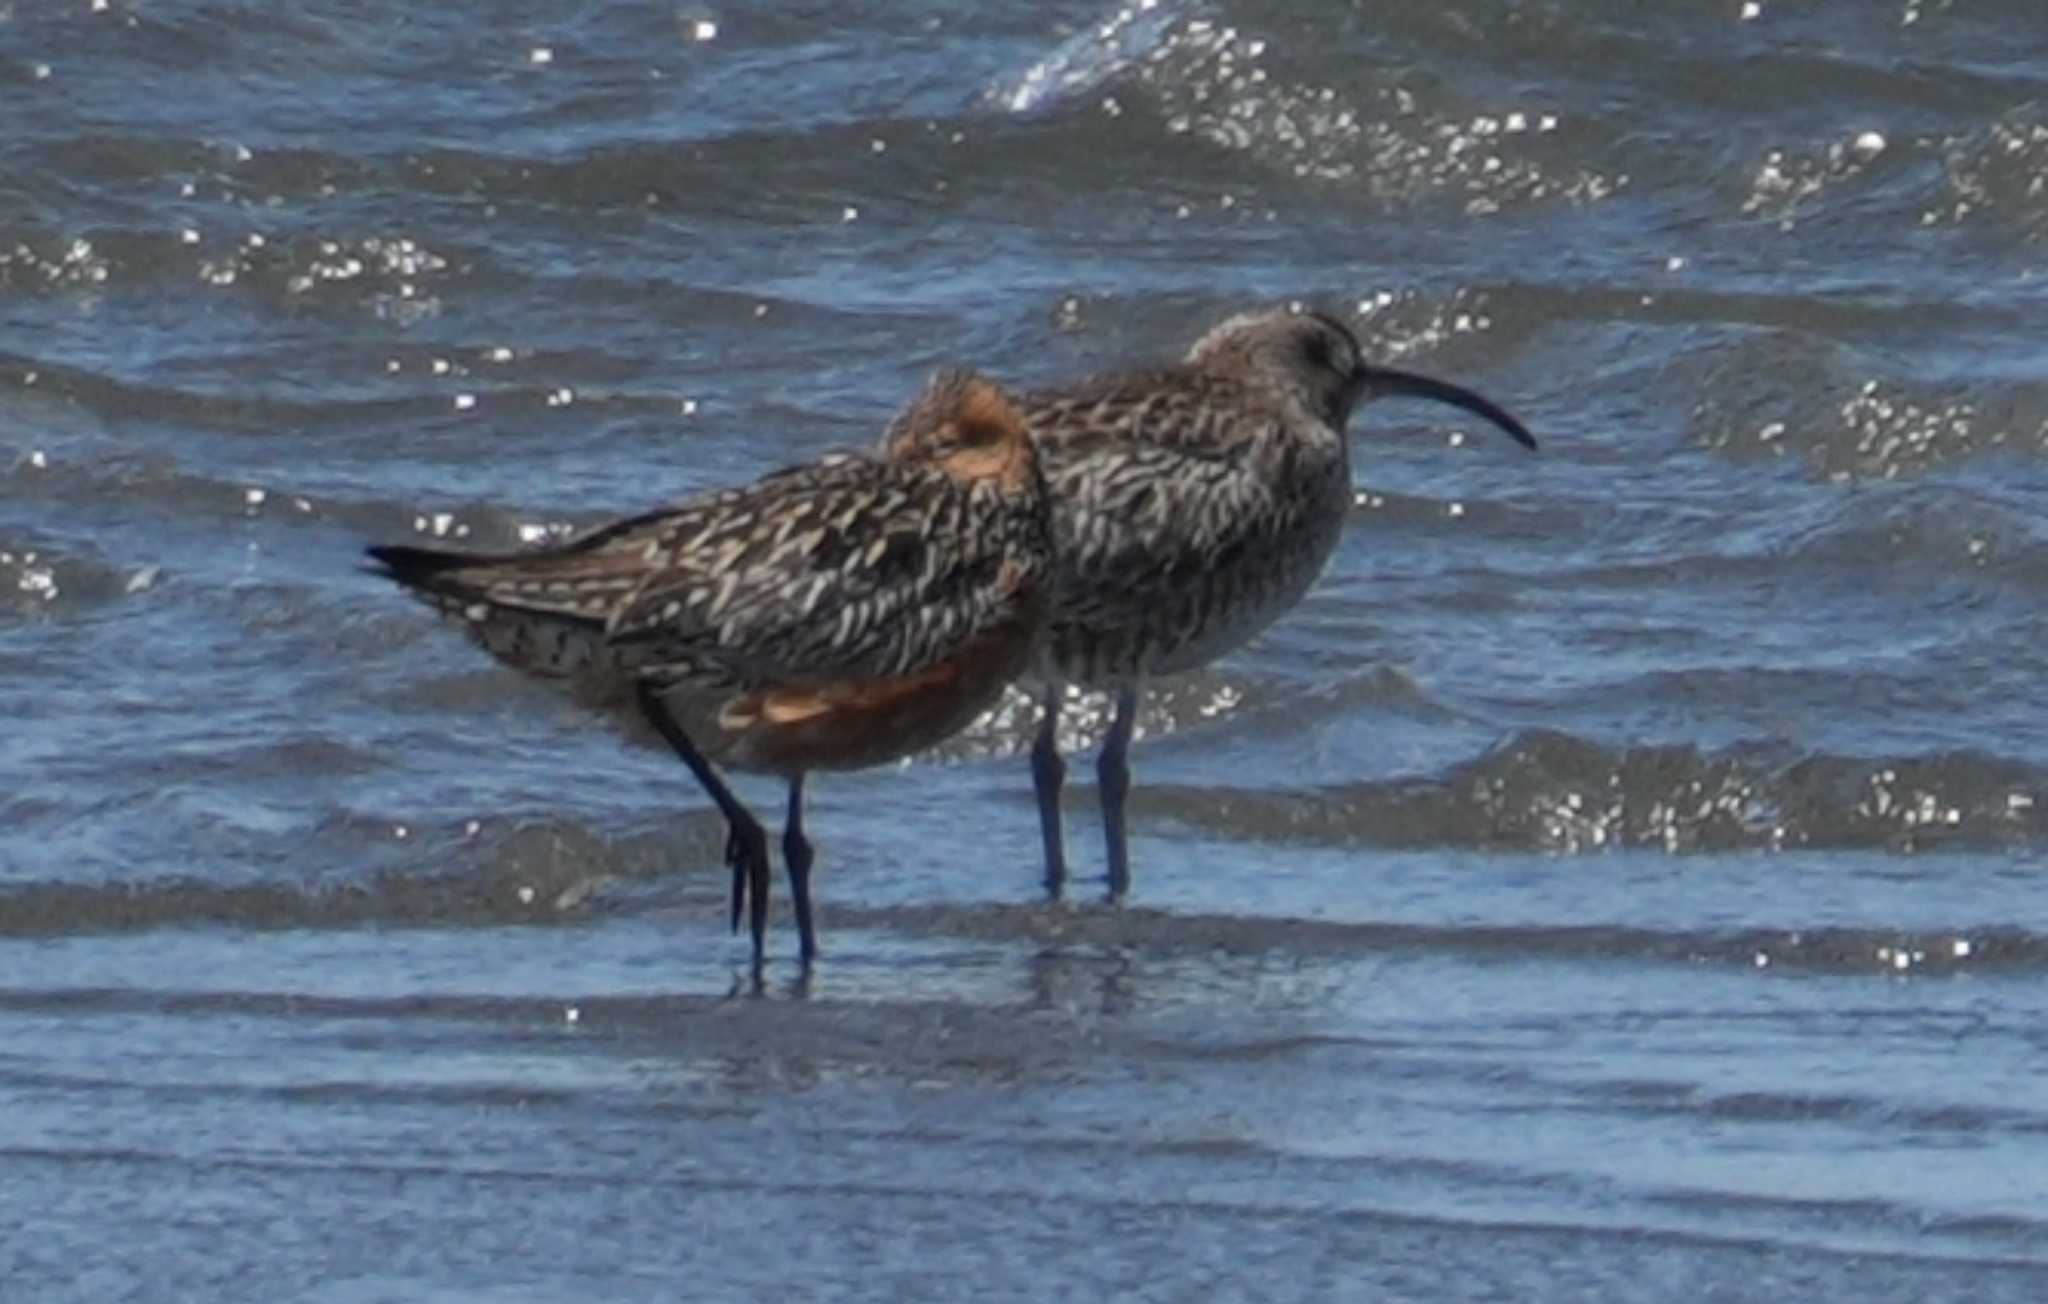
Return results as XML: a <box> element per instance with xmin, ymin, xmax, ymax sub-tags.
<box><xmin>1020</xmin><ymin>305</ymin><xmax>1536</xmax><ymax>900</ymax></box>
<box><xmin>367</xmin><ymin>369</ymin><xmax>1054</xmax><ymax>966</ymax></box>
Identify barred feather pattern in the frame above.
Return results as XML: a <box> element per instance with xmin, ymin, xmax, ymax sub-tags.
<box><xmin>1020</xmin><ymin>369</ymin><xmax>1352</xmax><ymax>684</ymax></box>
<box><xmin>375</xmin><ymin>438</ymin><xmax>1052</xmax><ymax>719</ymax></box>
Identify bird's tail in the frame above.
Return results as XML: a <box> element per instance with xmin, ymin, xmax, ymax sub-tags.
<box><xmin>364</xmin><ymin>543</ymin><xmax>501</xmax><ymax>599</ymax></box>
<box><xmin>364</xmin><ymin>541</ymin><xmax>625</xmax><ymax>683</ymax></box>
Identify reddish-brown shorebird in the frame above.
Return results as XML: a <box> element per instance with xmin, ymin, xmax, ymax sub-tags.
<box><xmin>368</xmin><ymin>369</ymin><xmax>1053</xmax><ymax>965</ymax></box>
<box><xmin>1019</xmin><ymin>306</ymin><xmax>1536</xmax><ymax>900</ymax></box>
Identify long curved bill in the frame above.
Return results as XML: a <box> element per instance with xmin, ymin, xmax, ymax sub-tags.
<box><xmin>1359</xmin><ymin>364</ymin><xmax>1538</xmax><ymax>451</ymax></box>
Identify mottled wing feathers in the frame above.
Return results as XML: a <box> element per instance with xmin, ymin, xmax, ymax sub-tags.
<box><xmin>603</xmin><ymin>458</ymin><xmax>1013</xmax><ymax>683</ymax></box>
<box><xmin>368</xmin><ymin>505</ymin><xmax>670</xmax><ymax>623</ymax></box>
<box><xmin>1022</xmin><ymin>368</ymin><xmax>1270</xmax><ymax>460</ymax></box>
<box><xmin>372</xmin><ymin>452</ymin><xmax>1042</xmax><ymax>688</ymax></box>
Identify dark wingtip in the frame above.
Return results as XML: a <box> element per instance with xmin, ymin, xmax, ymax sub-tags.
<box><xmin>363</xmin><ymin>543</ymin><xmax>471</xmax><ymax>585</ymax></box>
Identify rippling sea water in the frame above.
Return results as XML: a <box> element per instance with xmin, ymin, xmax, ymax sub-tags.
<box><xmin>5</xmin><ymin>1</ymin><xmax>2048</xmax><ymax>1298</ymax></box>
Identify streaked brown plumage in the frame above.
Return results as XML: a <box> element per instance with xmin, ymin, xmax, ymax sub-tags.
<box><xmin>367</xmin><ymin>369</ymin><xmax>1052</xmax><ymax>965</ymax></box>
<box><xmin>1016</xmin><ymin>306</ymin><xmax>1537</xmax><ymax>900</ymax></box>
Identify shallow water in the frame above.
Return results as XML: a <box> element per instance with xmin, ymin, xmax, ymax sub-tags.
<box><xmin>5</xmin><ymin>0</ymin><xmax>2048</xmax><ymax>1298</ymax></box>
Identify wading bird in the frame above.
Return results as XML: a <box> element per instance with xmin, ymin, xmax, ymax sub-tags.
<box><xmin>1020</xmin><ymin>306</ymin><xmax>1535</xmax><ymax>900</ymax></box>
<box><xmin>369</xmin><ymin>369</ymin><xmax>1054</xmax><ymax>966</ymax></box>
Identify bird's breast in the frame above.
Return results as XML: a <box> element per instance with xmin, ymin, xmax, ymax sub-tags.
<box><xmin>1040</xmin><ymin>444</ymin><xmax>1353</xmax><ymax>685</ymax></box>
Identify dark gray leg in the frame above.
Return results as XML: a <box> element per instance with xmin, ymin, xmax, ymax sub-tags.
<box><xmin>636</xmin><ymin>680</ymin><xmax>771</xmax><ymax>966</ymax></box>
<box><xmin>783</xmin><ymin>774</ymin><xmax>818</xmax><ymax>966</ymax></box>
<box><xmin>1098</xmin><ymin>685</ymin><xmax>1140</xmax><ymax>902</ymax></box>
<box><xmin>722</xmin><ymin>825</ymin><xmax>748</xmax><ymax>937</ymax></box>
<box><xmin>1031</xmin><ymin>682</ymin><xmax>1069</xmax><ymax>899</ymax></box>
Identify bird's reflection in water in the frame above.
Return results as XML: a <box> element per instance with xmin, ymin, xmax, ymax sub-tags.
<box><xmin>1024</xmin><ymin>943</ymin><xmax>1140</xmax><ymax>1018</ymax></box>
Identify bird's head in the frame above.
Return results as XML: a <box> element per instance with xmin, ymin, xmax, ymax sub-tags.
<box><xmin>1187</xmin><ymin>305</ymin><xmax>1537</xmax><ymax>450</ymax></box>
<box><xmin>881</xmin><ymin>368</ymin><xmax>1040</xmax><ymax>491</ymax></box>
